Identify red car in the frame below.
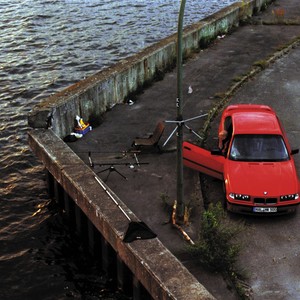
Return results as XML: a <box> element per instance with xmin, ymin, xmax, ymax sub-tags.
<box><xmin>183</xmin><ymin>104</ymin><xmax>300</xmax><ymax>214</ymax></box>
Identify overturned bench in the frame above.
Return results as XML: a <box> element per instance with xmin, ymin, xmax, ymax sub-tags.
<box><xmin>131</xmin><ymin>121</ymin><xmax>165</xmax><ymax>151</ymax></box>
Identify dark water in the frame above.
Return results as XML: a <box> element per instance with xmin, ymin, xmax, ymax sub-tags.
<box><xmin>0</xmin><ymin>0</ymin><xmax>237</xmax><ymax>299</ymax></box>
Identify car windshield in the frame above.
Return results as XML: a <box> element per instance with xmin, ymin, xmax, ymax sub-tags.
<box><xmin>229</xmin><ymin>134</ymin><xmax>289</xmax><ymax>162</ymax></box>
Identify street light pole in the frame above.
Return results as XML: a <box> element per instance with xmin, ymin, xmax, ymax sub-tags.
<box><xmin>176</xmin><ymin>0</ymin><xmax>186</xmax><ymax>218</ymax></box>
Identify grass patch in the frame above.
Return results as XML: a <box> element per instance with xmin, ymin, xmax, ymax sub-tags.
<box><xmin>188</xmin><ymin>202</ymin><xmax>242</xmax><ymax>272</ymax></box>
<box><xmin>214</xmin><ymin>92</ymin><xmax>227</xmax><ymax>99</ymax></box>
<box><xmin>253</xmin><ymin>59</ymin><xmax>268</xmax><ymax>70</ymax></box>
<box><xmin>187</xmin><ymin>202</ymin><xmax>250</xmax><ymax>298</ymax></box>
<box><xmin>232</xmin><ymin>75</ymin><xmax>246</xmax><ymax>82</ymax></box>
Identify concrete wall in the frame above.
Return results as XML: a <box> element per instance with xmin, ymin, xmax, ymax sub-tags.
<box><xmin>28</xmin><ymin>0</ymin><xmax>272</xmax><ymax>139</ymax></box>
<box><xmin>28</xmin><ymin>128</ymin><xmax>216</xmax><ymax>300</ymax></box>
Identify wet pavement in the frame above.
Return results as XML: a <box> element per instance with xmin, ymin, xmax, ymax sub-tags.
<box><xmin>67</xmin><ymin>1</ymin><xmax>300</xmax><ymax>298</ymax></box>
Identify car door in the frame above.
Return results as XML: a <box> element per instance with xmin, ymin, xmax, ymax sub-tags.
<box><xmin>182</xmin><ymin>141</ymin><xmax>225</xmax><ymax>180</ymax></box>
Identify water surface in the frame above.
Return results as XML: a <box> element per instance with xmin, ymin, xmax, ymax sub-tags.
<box><xmin>0</xmin><ymin>1</ymin><xmax>237</xmax><ymax>298</ymax></box>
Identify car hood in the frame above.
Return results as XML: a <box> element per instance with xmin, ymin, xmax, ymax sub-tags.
<box><xmin>225</xmin><ymin>160</ymin><xmax>299</xmax><ymax>196</ymax></box>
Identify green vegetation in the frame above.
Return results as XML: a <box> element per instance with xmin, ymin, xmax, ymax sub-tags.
<box><xmin>188</xmin><ymin>202</ymin><xmax>242</xmax><ymax>272</ymax></box>
<box><xmin>187</xmin><ymin>203</ymin><xmax>250</xmax><ymax>298</ymax></box>
<box><xmin>253</xmin><ymin>59</ymin><xmax>268</xmax><ymax>70</ymax></box>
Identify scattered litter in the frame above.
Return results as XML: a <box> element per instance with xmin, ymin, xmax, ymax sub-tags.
<box><xmin>64</xmin><ymin>132</ymin><xmax>82</xmax><ymax>142</ymax></box>
<box><xmin>74</xmin><ymin>115</ymin><xmax>92</xmax><ymax>135</ymax></box>
<box><xmin>217</xmin><ymin>34</ymin><xmax>226</xmax><ymax>39</ymax></box>
<box><xmin>63</xmin><ymin>115</ymin><xmax>92</xmax><ymax>142</ymax></box>
<box><xmin>171</xmin><ymin>200</ymin><xmax>194</xmax><ymax>245</ymax></box>
<box><xmin>72</xmin><ymin>132</ymin><xmax>83</xmax><ymax>139</ymax></box>
<box><xmin>188</xmin><ymin>85</ymin><xmax>193</xmax><ymax>94</ymax></box>
<box><xmin>151</xmin><ymin>173</ymin><xmax>163</xmax><ymax>179</ymax></box>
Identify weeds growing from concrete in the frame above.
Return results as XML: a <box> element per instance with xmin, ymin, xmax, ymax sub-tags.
<box><xmin>188</xmin><ymin>202</ymin><xmax>242</xmax><ymax>272</ymax></box>
<box><xmin>187</xmin><ymin>202</ymin><xmax>251</xmax><ymax>298</ymax></box>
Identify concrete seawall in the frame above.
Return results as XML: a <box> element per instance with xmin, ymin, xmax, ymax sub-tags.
<box><xmin>28</xmin><ymin>0</ymin><xmax>271</xmax><ymax>139</ymax></box>
<box><xmin>28</xmin><ymin>0</ymin><xmax>272</xmax><ymax>299</ymax></box>
<box><xmin>28</xmin><ymin>128</ymin><xmax>215</xmax><ymax>299</ymax></box>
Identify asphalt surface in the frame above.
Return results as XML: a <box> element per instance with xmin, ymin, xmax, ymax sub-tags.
<box><xmin>68</xmin><ymin>1</ymin><xmax>300</xmax><ymax>299</ymax></box>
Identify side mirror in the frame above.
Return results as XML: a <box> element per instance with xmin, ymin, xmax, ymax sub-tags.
<box><xmin>211</xmin><ymin>149</ymin><xmax>223</xmax><ymax>156</ymax></box>
<box><xmin>291</xmin><ymin>149</ymin><xmax>299</xmax><ymax>155</ymax></box>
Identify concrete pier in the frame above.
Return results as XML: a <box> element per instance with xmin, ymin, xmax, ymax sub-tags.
<box><xmin>28</xmin><ymin>0</ymin><xmax>284</xmax><ymax>299</ymax></box>
<box><xmin>28</xmin><ymin>129</ymin><xmax>215</xmax><ymax>299</ymax></box>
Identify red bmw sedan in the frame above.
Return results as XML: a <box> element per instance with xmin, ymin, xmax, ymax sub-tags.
<box><xmin>183</xmin><ymin>104</ymin><xmax>300</xmax><ymax>214</ymax></box>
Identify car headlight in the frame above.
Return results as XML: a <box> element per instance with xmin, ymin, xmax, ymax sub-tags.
<box><xmin>280</xmin><ymin>194</ymin><xmax>299</xmax><ymax>201</ymax></box>
<box><xmin>229</xmin><ymin>193</ymin><xmax>250</xmax><ymax>201</ymax></box>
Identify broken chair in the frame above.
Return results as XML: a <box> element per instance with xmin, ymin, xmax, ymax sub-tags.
<box><xmin>131</xmin><ymin>121</ymin><xmax>165</xmax><ymax>151</ymax></box>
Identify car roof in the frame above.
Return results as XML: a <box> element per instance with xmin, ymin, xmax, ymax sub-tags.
<box><xmin>224</xmin><ymin>104</ymin><xmax>282</xmax><ymax>135</ymax></box>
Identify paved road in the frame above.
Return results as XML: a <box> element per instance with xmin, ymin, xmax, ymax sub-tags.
<box><xmin>68</xmin><ymin>0</ymin><xmax>300</xmax><ymax>298</ymax></box>
<box><xmin>204</xmin><ymin>44</ymin><xmax>300</xmax><ymax>299</ymax></box>
<box><xmin>200</xmin><ymin>1</ymin><xmax>300</xmax><ymax>298</ymax></box>
<box><xmin>225</xmin><ymin>42</ymin><xmax>300</xmax><ymax>300</ymax></box>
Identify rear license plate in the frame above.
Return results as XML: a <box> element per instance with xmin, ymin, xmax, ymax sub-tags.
<box><xmin>253</xmin><ymin>207</ymin><xmax>277</xmax><ymax>213</ymax></box>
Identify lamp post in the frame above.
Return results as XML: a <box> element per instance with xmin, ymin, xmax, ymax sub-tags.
<box><xmin>176</xmin><ymin>0</ymin><xmax>186</xmax><ymax>218</ymax></box>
